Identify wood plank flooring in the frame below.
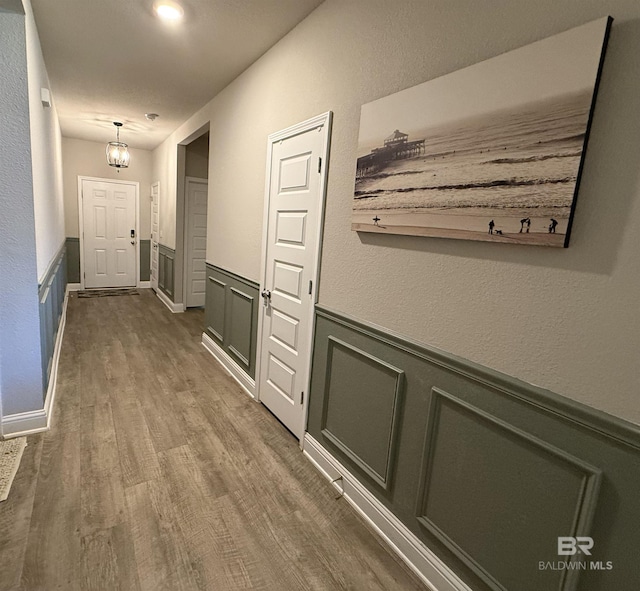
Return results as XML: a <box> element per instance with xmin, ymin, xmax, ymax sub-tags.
<box><xmin>0</xmin><ymin>289</ymin><xmax>425</xmax><ymax>591</ymax></box>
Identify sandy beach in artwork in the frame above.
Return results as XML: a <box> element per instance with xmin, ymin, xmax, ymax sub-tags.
<box><xmin>352</xmin><ymin>208</ymin><xmax>567</xmax><ymax>246</ymax></box>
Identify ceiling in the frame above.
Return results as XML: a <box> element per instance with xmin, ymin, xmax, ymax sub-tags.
<box><xmin>30</xmin><ymin>0</ymin><xmax>324</xmax><ymax>150</ymax></box>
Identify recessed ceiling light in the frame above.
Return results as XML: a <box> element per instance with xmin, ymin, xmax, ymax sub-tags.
<box><xmin>153</xmin><ymin>0</ymin><xmax>184</xmax><ymax>21</ymax></box>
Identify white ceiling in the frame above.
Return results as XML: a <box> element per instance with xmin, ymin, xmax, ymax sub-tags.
<box><xmin>31</xmin><ymin>0</ymin><xmax>324</xmax><ymax>150</ymax></box>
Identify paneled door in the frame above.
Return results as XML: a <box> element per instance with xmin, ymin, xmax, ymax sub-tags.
<box><xmin>257</xmin><ymin>113</ymin><xmax>332</xmax><ymax>440</ymax></box>
<box><xmin>185</xmin><ymin>178</ymin><xmax>208</xmax><ymax>307</ymax></box>
<box><xmin>150</xmin><ymin>182</ymin><xmax>159</xmax><ymax>291</ymax></box>
<box><xmin>81</xmin><ymin>179</ymin><xmax>137</xmax><ymax>288</ymax></box>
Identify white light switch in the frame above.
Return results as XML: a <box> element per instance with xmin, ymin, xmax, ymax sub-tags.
<box><xmin>40</xmin><ymin>88</ymin><xmax>51</xmax><ymax>108</ymax></box>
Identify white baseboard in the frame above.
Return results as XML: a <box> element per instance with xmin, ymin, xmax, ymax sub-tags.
<box><xmin>1</xmin><ymin>408</ymin><xmax>48</xmax><ymax>438</ymax></box>
<box><xmin>201</xmin><ymin>332</ymin><xmax>255</xmax><ymax>398</ymax></box>
<box><xmin>302</xmin><ymin>434</ymin><xmax>471</xmax><ymax>591</ymax></box>
<box><xmin>1</xmin><ymin>288</ymin><xmax>69</xmax><ymax>439</ymax></box>
<box><xmin>139</xmin><ymin>281</ymin><xmax>151</xmax><ymax>288</ymax></box>
<box><xmin>156</xmin><ymin>289</ymin><xmax>184</xmax><ymax>313</ymax></box>
<box><xmin>67</xmin><ymin>283</ymin><xmax>82</xmax><ymax>292</ymax></box>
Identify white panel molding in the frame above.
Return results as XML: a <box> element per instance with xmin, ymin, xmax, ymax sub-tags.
<box><xmin>67</xmin><ymin>283</ymin><xmax>82</xmax><ymax>292</ymax></box>
<box><xmin>303</xmin><ymin>434</ymin><xmax>472</xmax><ymax>591</ymax></box>
<box><xmin>202</xmin><ymin>332</ymin><xmax>255</xmax><ymax>398</ymax></box>
<box><xmin>139</xmin><ymin>281</ymin><xmax>151</xmax><ymax>289</ymax></box>
<box><xmin>1</xmin><ymin>287</ymin><xmax>70</xmax><ymax>439</ymax></box>
<box><xmin>155</xmin><ymin>288</ymin><xmax>184</xmax><ymax>313</ymax></box>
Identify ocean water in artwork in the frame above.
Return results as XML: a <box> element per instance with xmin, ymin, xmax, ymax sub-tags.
<box><xmin>352</xmin><ymin>90</ymin><xmax>593</xmax><ymax>246</ymax></box>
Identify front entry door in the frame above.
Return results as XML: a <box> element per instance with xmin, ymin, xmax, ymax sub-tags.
<box><xmin>81</xmin><ymin>179</ymin><xmax>137</xmax><ymax>288</ymax></box>
<box><xmin>150</xmin><ymin>182</ymin><xmax>160</xmax><ymax>291</ymax></box>
<box><xmin>257</xmin><ymin>113</ymin><xmax>332</xmax><ymax>439</ymax></box>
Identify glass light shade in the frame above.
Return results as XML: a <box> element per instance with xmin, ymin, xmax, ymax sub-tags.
<box><xmin>153</xmin><ymin>1</ymin><xmax>184</xmax><ymax>20</ymax></box>
<box><xmin>106</xmin><ymin>141</ymin><xmax>130</xmax><ymax>168</ymax></box>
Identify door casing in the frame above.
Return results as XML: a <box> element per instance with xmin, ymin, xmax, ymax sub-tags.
<box><xmin>77</xmin><ymin>176</ymin><xmax>140</xmax><ymax>290</ymax></box>
<box><xmin>150</xmin><ymin>181</ymin><xmax>160</xmax><ymax>291</ymax></box>
<box><xmin>255</xmin><ymin>111</ymin><xmax>333</xmax><ymax>445</ymax></box>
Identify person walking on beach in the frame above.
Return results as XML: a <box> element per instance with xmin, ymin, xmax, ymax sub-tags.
<box><xmin>488</xmin><ymin>220</ymin><xmax>495</xmax><ymax>235</ymax></box>
<box><xmin>519</xmin><ymin>218</ymin><xmax>527</xmax><ymax>233</ymax></box>
<box><xmin>526</xmin><ymin>218</ymin><xmax>531</xmax><ymax>233</ymax></box>
<box><xmin>549</xmin><ymin>218</ymin><xmax>558</xmax><ymax>233</ymax></box>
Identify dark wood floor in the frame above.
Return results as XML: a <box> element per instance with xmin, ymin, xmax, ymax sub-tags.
<box><xmin>0</xmin><ymin>289</ymin><xmax>425</xmax><ymax>591</ymax></box>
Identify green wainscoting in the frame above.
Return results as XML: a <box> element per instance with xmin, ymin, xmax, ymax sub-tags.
<box><xmin>38</xmin><ymin>243</ymin><xmax>67</xmax><ymax>395</ymax></box>
<box><xmin>307</xmin><ymin>306</ymin><xmax>640</xmax><ymax>591</ymax></box>
<box><xmin>158</xmin><ymin>244</ymin><xmax>175</xmax><ymax>300</ymax></box>
<box><xmin>140</xmin><ymin>240</ymin><xmax>150</xmax><ymax>282</ymax></box>
<box><xmin>65</xmin><ymin>237</ymin><xmax>80</xmax><ymax>283</ymax></box>
<box><xmin>205</xmin><ymin>264</ymin><xmax>259</xmax><ymax>378</ymax></box>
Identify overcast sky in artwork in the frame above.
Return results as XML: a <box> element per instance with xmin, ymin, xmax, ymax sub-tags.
<box><xmin>357</xmin><ymin>17</ymin><xmax>609</xmax><ymax>153</ymax></box>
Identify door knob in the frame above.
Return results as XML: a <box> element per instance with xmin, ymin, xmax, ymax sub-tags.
<box><xmin>131</xmin><ymin>240</ymin><xmax>135</xmax><ymax>245</ymax></box>
<box><xmin>261</xmin><ymin>289</ymin><xmax>271</xmax><ymax>306</ymax></box>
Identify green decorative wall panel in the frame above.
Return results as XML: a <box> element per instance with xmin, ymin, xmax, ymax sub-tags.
<box><xmin>205</xmin><ymin>264</ymin><xmax>259</xmax><ymax>378</ymax></box>
<box><xmin>38</xmin><ymin>244</ymin><xmax>67</xmax><ymax>395</ymax></box>
<box><xmin>65</xmin><ymin>237</ymin><xmax>80</xmax><ymax>283</ymax></box>
<box><xmin>140</xmin><ymin>239</ymin><xmax>151</xmax><ymax>282</ymax></box>
<box><xmin>307</xmin><ymin>306</ymin><xmax>640</xmax><ymax>591</ymax></box>
<box><xmin>417</xmin><ymin>388</ymin><xmax>601</xmax><ymax>591</ymax></box>
<box><xmin>320</xmin><ymin>336</ymin><xmax>404</xmax><ymax>491</ymax></box>
<box><xmin>158</xmin><ymin>244</ymin><xmax>175</xmax><ymax>300</ymax></box>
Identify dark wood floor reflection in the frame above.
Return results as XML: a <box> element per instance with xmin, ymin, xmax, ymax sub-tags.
<box><xmin>0</xmin><ymin>289</ymin><xmax>424</xmax><ymax>590</ymax></box>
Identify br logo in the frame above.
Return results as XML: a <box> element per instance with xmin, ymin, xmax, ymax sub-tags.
<box><xmin>558</xmin><ymin>537</ymin><xmax>594</xmax><ymax>556</ymax></box>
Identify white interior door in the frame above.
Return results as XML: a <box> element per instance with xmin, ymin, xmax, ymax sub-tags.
<box><xmin>81</xmin><ymin>179</ymin><xmax>137</xmax><ymax>288</ymax></box>
<box><xmin>185</xmin><ymin>178</ymin><xmax>208</xmax><ymax>307</ymax></box>
<box><xmin>257</xmin><ymin>113</ymin><xmax>332</xmax><ymax>439</ymax></box>
<box><xmin>150</xmin><ymin>182</ymin><xmax>159</xmax><ymax>291</ymax></box>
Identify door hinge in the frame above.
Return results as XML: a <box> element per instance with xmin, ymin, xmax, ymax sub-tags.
<box><xmin>301</xmin><ymin>391</ymin><xmax>304</xmax><ymax>405</ymax></box>
<box><xmin>308</xmin><ymin>280</ymin><xmax>312</xmax><ymax>295</ymax></box>
<box><xmin>318</xmin><ymin>157</ymin><xmax>322</xmax><ymax>173</ymax></box>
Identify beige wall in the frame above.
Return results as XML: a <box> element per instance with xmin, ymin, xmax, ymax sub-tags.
<box><xmin>152</xmin><ymin>0</ymin><xmax>640</xmax><ymax>425</ymax></box>
<box><xmin>62</xmin><ymin>137</ymin><xmax>153</xmax><ymax>239</ymax></box>
<box><xmin>152</xmin><ymin>104</ymin><xmax>210</xmax><ymax>249</ymax></box>
<box><xmin>24</xmin><ymin>0</ymin><xmax>65</xmax><ymax>281</ymax></box>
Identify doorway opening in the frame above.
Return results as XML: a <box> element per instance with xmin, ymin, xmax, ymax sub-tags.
<box><xmin>174</xmin><ymin>127</ymin><xmax>210</xmax><ymax>309</ymax></box>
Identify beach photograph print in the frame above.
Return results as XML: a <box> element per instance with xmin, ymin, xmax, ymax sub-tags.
<box><xmin>352</xmin><ymin>17</ymin><xmax>612</xmax><ymax>247</ymax></box>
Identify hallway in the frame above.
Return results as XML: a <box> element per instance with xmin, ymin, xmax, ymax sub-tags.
<box><xmin>0</xmin><ymin>290</ymin><xmax>424</xmax><ymax>591</ymax></box>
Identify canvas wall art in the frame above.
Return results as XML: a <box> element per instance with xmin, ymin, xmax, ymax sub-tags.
<box><xmin>352</xmin><ymin>17</ymin><xmax>612</xmax><ymax>247</ymax></box>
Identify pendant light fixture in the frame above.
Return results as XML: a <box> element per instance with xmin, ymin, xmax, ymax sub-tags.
<box><xmin>106</xmin><ymin>122</ymin><xmax>130</xmax><ymax>170</ymax></box>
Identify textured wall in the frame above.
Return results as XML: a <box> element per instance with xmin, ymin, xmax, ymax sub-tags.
<box><xmin>0</xmin><ymin>9</ymin><xmax>44</xmax><ymax>415</ymax></box>
<box><xmin>153</xmin><ymin>0</ymin><xmax>640</xmax><ymax>425</ymax></box>
<box><xmin>23</xmin><ymin>0</ymin><xmax>65</xmax><ymax>282</ymax></box>
<box><xmin>61</xmin><ymin>137</ymin><xmax>153</xmax><ymax>240</ymax></box>
<box><xmin>151</xmin><ymin>103</ymin><xmax>210</xmax><ymax>250</ymax></box>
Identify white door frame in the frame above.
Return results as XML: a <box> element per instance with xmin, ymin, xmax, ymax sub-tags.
<box><xmin>77</xmin><ymin>176</ymin><xmax>140</xmax><ymax>289</ymax></box>
<box><xmin>255</xmin><ymin>111</ymin><xmax>333</xmax><ymax>444</ymax></box>
<box><xmin>182</xmin><ymin>176</ymin><xmax>208</xmax><ymax>307</ymax></box>
<box><xmin>150</xmin><ymin>181</ymin><xmax>160</xmax><ymax>291</ymax></box>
